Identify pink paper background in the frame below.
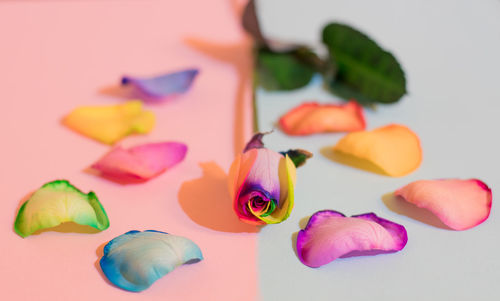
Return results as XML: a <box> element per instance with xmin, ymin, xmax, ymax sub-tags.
<box><xmin>0</xmin><ymin>0</ymin><xmax>257</xmax><ymax>300</ymax></box>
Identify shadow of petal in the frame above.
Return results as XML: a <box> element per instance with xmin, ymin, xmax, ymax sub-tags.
<box><xmin>290</xmin><ymin>216</ymin><xmax>312</xmax><ymax>261</ymax></box>
<box><xmin>382</xmin><ymin>192</ymin><xmax>451</xmax><ymax>230</ymax></box>
<box><xmin>31</xmin><ymin>222</ymin><xmax>102</xmax><ymax>235</ymax></box>
<box><xmin>98</xmin><ymin>84</ymin><xmax>138</xmax><ymax>100</ymax></box>
<box><xmin>320</xmin><ymin>146</ymin><xmax>388</xmax><ymax>176</ymax></box>
<box><xmin>94</xmin><ymin>241</ymin><xmax>115</xmax><ymax>287</ymax></box>
<box><xmin>178</xmin><ymin>161</ymin><xmax>259</xmax><ymax>233</ymax></box>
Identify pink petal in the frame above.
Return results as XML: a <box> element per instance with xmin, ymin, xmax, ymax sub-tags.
<box><xmin>297</xmin><ymin>210</ymin><xmax>407</xmax><ymax>268</ymax></box>
<box><xmin>394</xmin><ymin>179</ymin><xmax>492</xmax><ymax>230</ymax></box>
<box><xmin>91</xmin><ymin>142</ymin><xmax>187</xmax><ymax>182</ymax></box>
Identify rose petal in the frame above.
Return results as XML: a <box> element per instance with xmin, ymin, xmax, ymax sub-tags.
<box><xmin>394</xmin><ymin>179</ymin><xmax>492</xmax><ymax>230</ymax></box>
<box><xmin>279</xmin><ymin>101</ymin><xmax>366</xmax><ymax>136</ymax></box>
<box><xmin>229</xmin><ymin>149</ymin><xmax>263</xmax><ymax>225</ymax></box>
<box><xmin>297</xmin><ymin>210</ymin><xmax>407</xmax><ymax>268</ymax></box>
<box><xmin>255</xmin><ymin>155</ymin><xmax>296</xmax><ymax>224</ymax></box>
<box><xmin>243</xmin><ymin>132</ymin><xmax>269</xmax><ymax>153</ymax></box>
<box><xmin>91</xmin><ymin>142</ymin><xmax>187</xmax><ymax>182</ymax></box>
<box><xmin>100</xmin><ymin>230</ymin><xmax>203</xmax><ymax>292</ymax></box>
<box><xmin>333</xmin><ymin>124</ymin><xmax>422</xmax><ymax>177</ymax></box>
<box><xmin>121</xmin><ymin>69</ymin><xmax>199</xmax><ymax>100</ymax></box>
<box><xmin>63</xmin><ymin>100</ymin><xmax>155</xmax><ymax>144</ymax></box>
<box><xmin>242</xmin><ymin>148</ymin><xmax>283</xmax><ymax>200</ymax></box>
<box><xmin>14</xmin><ymin>180</ymin><xmax>109</xmax><ymax>237</ymax></box>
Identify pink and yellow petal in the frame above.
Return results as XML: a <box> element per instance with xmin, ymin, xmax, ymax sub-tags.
<box><xmin>394</xmin><ymin>179</ymin><xmax>492</xmax><ymax>230</ymax></box>
<box><xmin>14</xmin><ymin>180</ymin><xmax>109</xmax><ymax>237</ymax></box>
<box><xmin>333</xmin><ymin>124</ymin><xmax>422</xmax><ymax>177</ymax></box>
<box><xmin>279</xmin><ymin>101</ymin><xmax>366</xmax><ymax>136</ymax></box>
<box><xmin>297</xmin><ymin>210</ymin><xmax>407</xmax><ymax>268</ymax></box>
<box><xmin>243</xmin><ymin>148</ymin><xmax>283</xmax><ymax>200</ymax></box>
<box><xmin>63</xmin><ymin>101</ymin><xmax>155</xmax><ymax>144</ymax></box>
<box><xmin>257</xmin><ymin>155</ymin><xmax>296</xmax><ymax>224</ymax></box>
<box><xmin>91</xmin><ymin>142</ymin><xmax>187</xmax><ymax>182</ymax></box>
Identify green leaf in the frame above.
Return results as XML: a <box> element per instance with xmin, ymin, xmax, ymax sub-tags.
<box><xmin>257</xmin><ymin>48</ymin><xmax>316</xmax><ymax>91</ymax></box>
<box><xmin>322</xmin><ymin>23</ymin><xmax>407</xmax><ymax>104</ymax></box>
<box><xmin>279</xmin><ymin>149</ymin><xmax>313</xmax><ymax>168</ymax></box>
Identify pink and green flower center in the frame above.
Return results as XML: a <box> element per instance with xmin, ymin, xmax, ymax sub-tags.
<box><xmin>242</xmin><ymin>191</ymin><xmax>277</xmax><ymax>218</ymax></box>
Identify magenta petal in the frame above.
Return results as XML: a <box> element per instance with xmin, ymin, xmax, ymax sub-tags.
<box><xmin>121</xmin><ymin>69</ymin><xmax>199</xmax><ymax>100</ymax></box>
<box><xmin>297</xmin><ymin>210</ymin><xmax>407</xmax><ymax>268</ymax></box>
<box><xmin>91</xmin><ymin>142</ymin><xmax>187</xmax><ymax>182</ymax></box>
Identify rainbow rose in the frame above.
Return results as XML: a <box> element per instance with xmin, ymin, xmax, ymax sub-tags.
<box><xmin>228</xmin><ymin>133</ymin><xmax>310</xmax><ymax>225</ymax></box>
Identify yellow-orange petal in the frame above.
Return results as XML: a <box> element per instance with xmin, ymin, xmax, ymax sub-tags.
<box><xmin>63</xmin><ymin>100</ymin><xmax>155</xmax><ymax>144</ymax></box>
<box><xmin>279</xmin><ymin>101</ymin><xmax>366</xmax><ymax>136</ymax></box>
<box><xmin>333</xmin><ymin>124</ymin><xmax>422</xmax><ymax>177</ymax></box>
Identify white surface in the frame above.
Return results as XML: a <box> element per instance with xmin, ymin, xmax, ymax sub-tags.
<box><xmin>255</xmin><ymin>1</ymin><xmax>500</xmax><ymax>300</ymax></box>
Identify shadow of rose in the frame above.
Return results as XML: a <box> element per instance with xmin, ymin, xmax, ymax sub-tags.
<box><xmin>184</xmin><ymin>37</ymin><xmax>253</xmax><ymax>157</ymax></box>
<box><xmin>178</xmin><ymin>161</ymin><xmax>259</xmax><ymax>233</ymax></box>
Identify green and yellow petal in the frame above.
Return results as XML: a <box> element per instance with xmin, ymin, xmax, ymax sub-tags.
<box><xmin>14</xmin><ymin>180</ymin><xmax>109</xmax><ymax>237</ymax></box>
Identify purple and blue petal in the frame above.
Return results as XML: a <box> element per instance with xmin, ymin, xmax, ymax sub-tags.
<box><xmin>121</xmin><ymin>69</ymin><xmax>199</xmax><ymax>100</ymax></box>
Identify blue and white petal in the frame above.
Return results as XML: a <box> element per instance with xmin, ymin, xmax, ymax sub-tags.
<box><xmin>99</xmin><ymin>230</ymin><xmax>203</xmax><ymax>292</ymax></box>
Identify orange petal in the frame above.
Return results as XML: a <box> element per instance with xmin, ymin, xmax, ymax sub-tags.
<box><xmin>228</xmin><ymin>149</ymin><xmax>263</xmax><ymax>225</ymax></box>
<box><xmin>333</xmin><ymin>124</ymin><xmax>422</xmax><ymax>177</ymax></box>
<box><xmin>279</xmin><ymin>100</ymin><xmax>365</xmax><ymax>136</ymax></box>
<box><xmin>395</xmin><ymin>179</ymin><xmax>492</xmax><ymax>230</ymax></box>
<box><xmin>63</xmin><ymin>100</ymin><xmax>155</xmax><ymax>144</ymax></box>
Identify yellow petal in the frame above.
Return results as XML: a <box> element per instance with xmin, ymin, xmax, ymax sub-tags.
<box><xmin>63</xmin><ymin>100</ymin><xmax>155</xmax><ymax>144</ymax></box>
<box><xmin>333</xmin><ymin>124</ymin><xmax>422</xmax><ymax>177</ymax></box>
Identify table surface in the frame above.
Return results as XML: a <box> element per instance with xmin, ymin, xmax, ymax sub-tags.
<box><xmin>0</xmin><ymin>0</ymin><xmax>256</xmax><ymax>300</ymax></box>
<box><xmin>256</xmin><ymin>0</ymin><xmax>500</xmax><ymax>300</ymax></box>
<box><xmin>1</xmin><ymin>0</ymin><xmax>500</xmax><ymax>300</ymax></box>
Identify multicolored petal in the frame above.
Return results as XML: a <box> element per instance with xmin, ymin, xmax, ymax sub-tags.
<box><xmin>91</xmin><ymin>142</ymin><xmax>187</xmax><ymax>182</ymax></box>
<box><xmin>14</xmin><ymin>180</ymin><xmax>109</xmax><ymax>237</ymax></box>
<box><xmin>333</xmin><ymin>124</ymin><xmax>422</xmax><ymax>177</ymax></box>
<box><xmin>255</xmin><ymin>155</ymin><xmax>296</xmax><ymax>224</ymax></box>
<box><xmin>63</xmin><ymin>100</ymin><xmax>155</xmax><ymax>144</ymax></box>
<box><xmin>297</xmin><ymin>210</ymin><xmax>407</xmax><ymax>268</ymax></box>
<box><xmin>243</xmin><ymin>148</ymin><xmax>283</xmax><ymax>200</ymax></box>
<box><xmin>100</xmin><ymin>230</ymin><xmax>203</xmax><ymax>292</ymax></box>
<box><xmin>229</xmin><ymin>149</ymin><xmax>262</xmax><ymax>225</ymax></box>
<box><xmin>279</xmin><ymin>101</ymin><xmax>365</xmax><ymax>135</ymax></box>
<box><xmin>394</xmin><ymin>179</ymin><xmax>492</xmax><ymax>230</ymax></box>
<box><xmin>121</xmin><ymin>69</ymin><xmax>199</xmax><ymax>100</ymax></box>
